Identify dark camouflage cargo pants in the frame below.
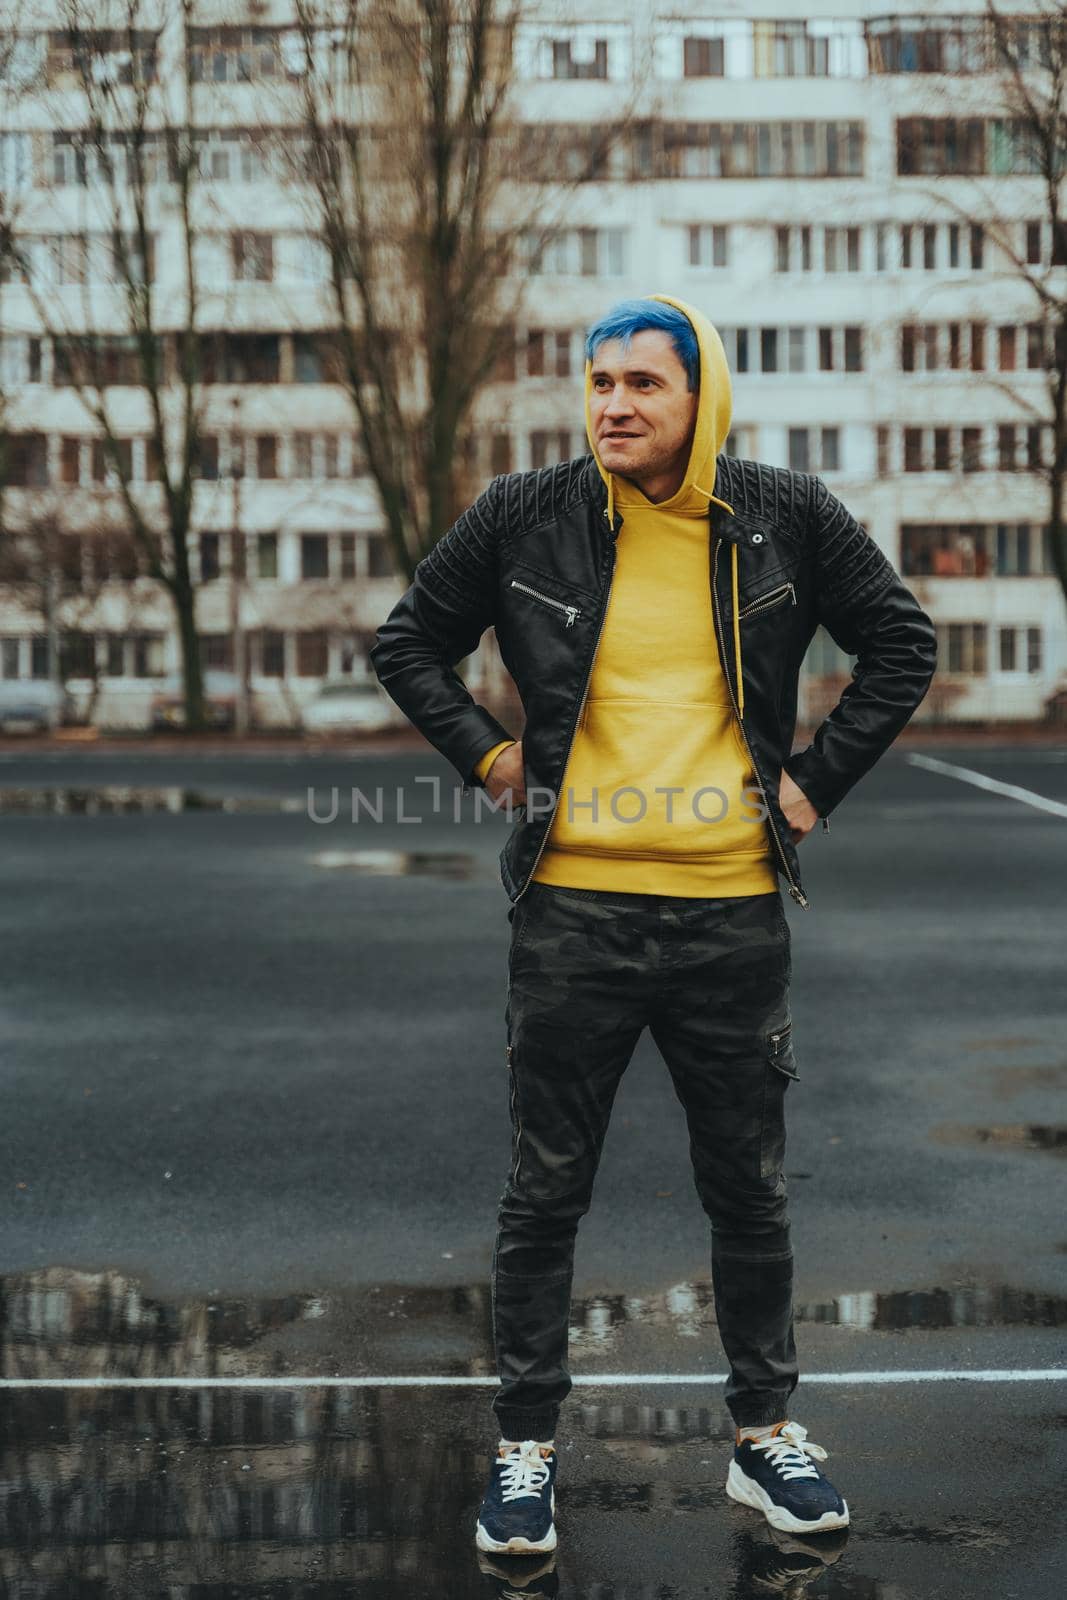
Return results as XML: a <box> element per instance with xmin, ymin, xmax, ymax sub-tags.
<box><xmin>491</xmin><ymin>882</ymin><xmax>800</xmax><ymax>1440</ymax></box>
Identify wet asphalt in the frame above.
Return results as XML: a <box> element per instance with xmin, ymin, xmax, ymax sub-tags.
<box><xmin>0</xmin><ymin>742</ymin><xmax>1065</xmax><ymax>1597</ymax></box>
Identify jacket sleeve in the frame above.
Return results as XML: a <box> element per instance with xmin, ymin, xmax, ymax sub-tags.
<box><xmin>782</xmin><ymin>477</ymin><xmax>937</xmax><ymax>817</ymax></box>
<box><xmin>368</xmin><ymin>477</ymin><xmax>518</xmax><ymax>786</ymax></box>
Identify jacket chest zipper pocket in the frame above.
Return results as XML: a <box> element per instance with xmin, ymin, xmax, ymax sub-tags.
<box><xmin>510</xmin><ymin>578</ymin><xmax>581</xmax><ymax>628</ymax></box>
<box><xmin>738</xmin><ymin>581</ymin><xmax>796</xmax><ymax>621</ymax></box>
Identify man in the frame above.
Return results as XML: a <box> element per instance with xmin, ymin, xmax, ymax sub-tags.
<box><xmin>370</xmin><ymin>295</ymin><xmax>937</xmax><ymax>1555</ymax></box>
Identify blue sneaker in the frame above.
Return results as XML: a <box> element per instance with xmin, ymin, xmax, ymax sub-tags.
<box><xmin>726</xmin><ymin>1421</ymin><xmax>850</xmax><ymax>1534</ymax></box>
<box><xmin>475</xmin><ymin>1440</ymin><xmax>557</xmax><ymax>1555</ymax></box>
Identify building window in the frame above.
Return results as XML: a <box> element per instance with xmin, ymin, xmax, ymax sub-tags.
<box><xmin>232</xmin><ymin>231</ymin><xmax>274</xmax><ymax>282</ymax></box>
<box><xmin>256</xmin><ymin>533</ymin><xmax>278</xmax><ymax>580</ymax></box>
<box><xmin>364</xmin><ymin>534</ymin><xmax>390</xmax><ymax>577</ymax></box>
<box><xmin>530</xmin><ymin>431</ymin><xmax>575</xmax><ymax>469</ymax></box>
<box><xmin>688</xmin><ymin>224</ymin><xmax>728</xmax><ymax>269</ymax></box>
<box><xmin>132</xmin><ymin>634</ymin><xmax>166</xmax><ymax>677</ymax></box>
<box><xmin>1027</xmin><ymin>627</ymin><xmax>1042</xmax><ymax>672</ymax></box>
<box><xmin>199</xmin><ymin>633</ymin><xmax>233</xmax><ymax>671</ymax></box>
<box><xmin>683</xmin><ymin>36</ymin><xmax>724</xmax><ymax>77</ymax></box>
<box><xmin>199</xmin><ymin>533</ymin><xmax>221</xmax><ymax>582</ymax></box>
<box><xmin>256</xmin><ymin>435</ymin><xmax>277</xmax><ymax>479</ymax></box>
<box><xmin>551</xmin><ymin>38</ymin><xmax>608</xmax><ymax>79</ymax></box>
<box><xmin>296</xmin><ymin>631</ymin><xmax>328</xmax><ymax>676</ymax></box>
<box><xmin>257</xmin><ymin>629</ymin><xmax>285</xmax><ymax>677</ymax></box>
<box><xmin>300</xmin><ymin>535</ymin><xmax>329</xmax><ymax>580</ymax></box>
<box><xmin>525</xmin><ymin>228</ymin><xmax>627</xmax><ymax>277</ymax></box>
<box><xmin>877</xmin><ymin>425</ymin><xmax>890</xmax><ymax>477</ymax></box>
<box><xmin>941</xmin><ymin>622</ymin><xmax>987</xmax><ymax>675</ymax></box>
<box><xmin>788</xmin><ymin>430</ymin><xmax>810</xmax><ymax>472</ymax></box>
<box><xmin>201</xmin><ymin>333</ymin><xmax>280</xmax><ymax>384</ymax></box>
<box><xmin>340</xmin><ymin>533</ymin><xmax>356</xmax><ymax>580</ymax></box>
<box><xmin>490</xmin><ymin>434</ymin><xmax>513</xmax><ymax>475</ymax></box>
<box><xmin>526</xmin><ymin>329</ymin><xmax>574</xmax><ymax>377</ymax></box>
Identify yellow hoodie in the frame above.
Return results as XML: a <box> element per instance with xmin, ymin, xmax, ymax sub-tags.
<box><xmin>476</xmin><ymin>293</ymin><xmax>776</xmax><ymax>897</ymax></box>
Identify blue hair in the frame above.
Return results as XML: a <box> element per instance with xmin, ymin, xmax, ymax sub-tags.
<box><xmin>585</xmin><ymin>300</ymin><xmax>699</xmax><ymax>392</ymax></box>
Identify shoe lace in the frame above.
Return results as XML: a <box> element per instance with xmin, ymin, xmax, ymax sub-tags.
<box><xmin>496</xmin><ymin>1440</ymin><xmax>551</xmax><ymax>1503</ymax></box>
<box><xmin>750</xmin><ymin>1422</ymin><xmax>829</xmax><ymax>1482</ymax></box>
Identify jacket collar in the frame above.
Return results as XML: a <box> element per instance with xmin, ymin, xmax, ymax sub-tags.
<box><xmin>582</xmin><ymin>454</ymin><xmax>768</xmax><ymax>548</ymax></box>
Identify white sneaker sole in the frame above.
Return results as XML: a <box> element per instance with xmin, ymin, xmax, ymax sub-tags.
<box><xmin>726</xmin><ymin>1461</ymin><xmax>850</xmax><ymax>1534</ymax></box>
<box><xmin>475</xmin><ymin>1488</ymin><xmax>557</xmax><ymax>1554</ymax></box>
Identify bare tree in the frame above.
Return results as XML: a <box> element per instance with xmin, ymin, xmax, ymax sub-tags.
<box><xmin>987</xmin><ymin>1</ymin><xmax>1067</xmax><ymax>611</ymax></box>
<box><xmin>0</xmin><ymin>5</ymin><xmax>35</xmax><ymax>544</ymax></box>
<box><xmin>287</xmin><ymin>0</ymin><xmax>635</xmax><ymax>584</ymax></box>
<box><xmin>919</xmin><ymin>2</ymin><xmax>1067</xmax><ymax>612</ymax></box>
<box><xmin>27</xmin><ymin>0</ymin><xmax>215</xmax><ymax>728</ymax></box>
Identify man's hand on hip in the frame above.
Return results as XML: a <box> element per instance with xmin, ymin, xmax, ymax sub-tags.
<box><xmin>779</xmin><ymin>770</ymin><xmax>819</xmax><ymax>843</ymax></box>
<box><xmin>484</xmin><ymin>740</ymin><xmax>526</xmax><ymax>806</ymax></box>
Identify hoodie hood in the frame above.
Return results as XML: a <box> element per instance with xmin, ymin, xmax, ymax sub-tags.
<box><xmin>583</xmin><ymin>293</ymin><xmax>747</xmax><ymax>716</ymax></box>
<box><xmin>583</xmin><ymin>292</ymin><xmax>736</xmax><ymax>524</ymax></box>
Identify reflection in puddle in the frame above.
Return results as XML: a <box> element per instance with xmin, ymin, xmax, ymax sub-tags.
<box><xmin>311</xmin><ymin>848</ymin><xmax>476</xmax><ymax>877</ymax></box>
<box><xmin>4</xmin><ymin>1266</ymin><xmax>1063</xmax><ymax>1389</ymax></box>
<box><xmin>987</xmin><ymin>1063</ymin><xmax>1067</xmax><ymax>1096</ymax></box>
<box><xmin>0</xmin><ymin>1267</ymin><xmax>1037</xmax><ymax>1595</ymax></box>
<box><xmin>567</xmin><ymin>1280</ymin><xmax>1066</xmax><ymax>1347</ymax></box>
<box><xmin>934</xmin><ymin>1123</ymin><xmax>1067</xmax><ymax>1155</ymax></box>
<box><xmin>0</xmin><ymin>786</ymin><xmax>302</xmax><ymax>815</ymax></box>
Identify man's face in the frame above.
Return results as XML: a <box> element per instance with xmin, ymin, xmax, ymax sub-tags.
<box><xmin>588</xmin><ymin>329</ymin><xmax>698</xmax><ymax>487</ymax></box>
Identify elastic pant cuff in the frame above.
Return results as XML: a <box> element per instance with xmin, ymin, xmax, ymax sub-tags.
<box><xmin>729</xmin><ymin>1400</ymin><xmax>791</xmax><ymax>1427</ymax></box>
<box><xmin>494</xmin><ymin>1406</ymin><xmax>560</xmax><ymax>1442</ymax></box>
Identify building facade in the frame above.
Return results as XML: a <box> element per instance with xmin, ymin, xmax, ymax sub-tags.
<box><xmin>1</xmin><ymin>0</ymin><xmax>1065</xmax><ymax>728</ymax></box>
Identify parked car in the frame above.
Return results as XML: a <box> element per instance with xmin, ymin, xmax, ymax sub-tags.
<box><xmin>0</xmin><ymin>679</ymin><xmax>72</xmax><ymax>733</ymax></box>
<box><xmin>301</xmin><ymin>678</ymin><xmax>403</xmax><ymax>735</ymax></box>
<box><xmin>150</xmin><ymin>671</ymin><xmax>239</xmax><ymax>732</ymax></box>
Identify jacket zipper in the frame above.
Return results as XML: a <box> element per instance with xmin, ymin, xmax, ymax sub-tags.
<box><xmin>510</xmin><ymin>579</ymin><xmax>581</xmax><ymax>628</ymax></box>
<box><xmin>712</xmin><ymin>537</ymin><xmax>810</xmax><ymax>910</ymax></box>
<box><xmin>769</xmin><ymin>1024</ymin><xmax>801</xmax><ymax>1080</ymax></box>
<box><xmin>738</xmin><ymin>581</ymin><xmax>796</xmax><ymax>621</ymax></box>
<box><xmin>513</xmin><ymin>521</ymin><xmax>619</xmax><ymax>900</ymax></box>
<box><xmin>506</xmin><ymin>1041</ymin><xmax>523</xmax><ymax>1184</ymax></box>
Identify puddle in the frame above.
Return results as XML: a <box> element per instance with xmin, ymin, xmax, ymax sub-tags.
<box><xmin>311</xmin><ymin>848</ymin><xmax>477</xmax><ymax>877</ymax></box>
<box><xmin>4</xmin><ymin>1266</ymin><xmax>1063</xmax><ymax>1390</ymax></box>
<box><xmin>987</xmin><ymin>1063</ymin><xmax>1067</xmax><ymax>1096</ymax></box>
<box><xmin>0</xmin><ymin>1267</ymin><xmax>1051</xmax><ymax>1593</ymax></box>
<box><xmin>962</xmin><ymin>1036</ymin><xmax>1042</xmax><ymax>1052</ymax></box>
<box><xmin>933</xmin><ymin>1123</ymin><xmax>1067</xmax><ymax>1155</ymax></box>
<box><xmin>0</xmin><ymin>786</ymin><xmax>303</xmax><ymax>815</ymax></box>
<box><xmin>567</xmin><ymin>1280</ymin><xmax>1066</xmax><ymax>1345</ymax></box>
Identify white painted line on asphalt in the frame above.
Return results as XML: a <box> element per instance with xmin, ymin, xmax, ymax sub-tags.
<box><xmin>1</xmin><ymin>1369</ymin><xmax>1065</xmax><ymax>1390</ymax></box>
<box><xmin>907</xmin><ymin>753</ymin><xmax>1067</xmax><ymax>819</ymax></box>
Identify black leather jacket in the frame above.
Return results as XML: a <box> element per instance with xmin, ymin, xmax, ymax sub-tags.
<box><xmin>370</xmin><ymin>454</ymin><xmax>937</xmax><ymax>908</ymax></box>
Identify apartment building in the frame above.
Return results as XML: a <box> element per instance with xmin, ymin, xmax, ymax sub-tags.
<box><xmin>1</xmin><ymin>1</ymin><xmax>1064</xmax><ymax>726</ymax></box>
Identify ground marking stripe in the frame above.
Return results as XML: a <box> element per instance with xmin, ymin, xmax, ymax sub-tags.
<box><xmin>907</xmin><ymin>753</ymin><xmax>1067</xmax><ymax>819</ymax></box>
<box><xmin>0</xmin><ymin>1370</ymin><xmax>1064</xmax><ymax>1391</ymax></box>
